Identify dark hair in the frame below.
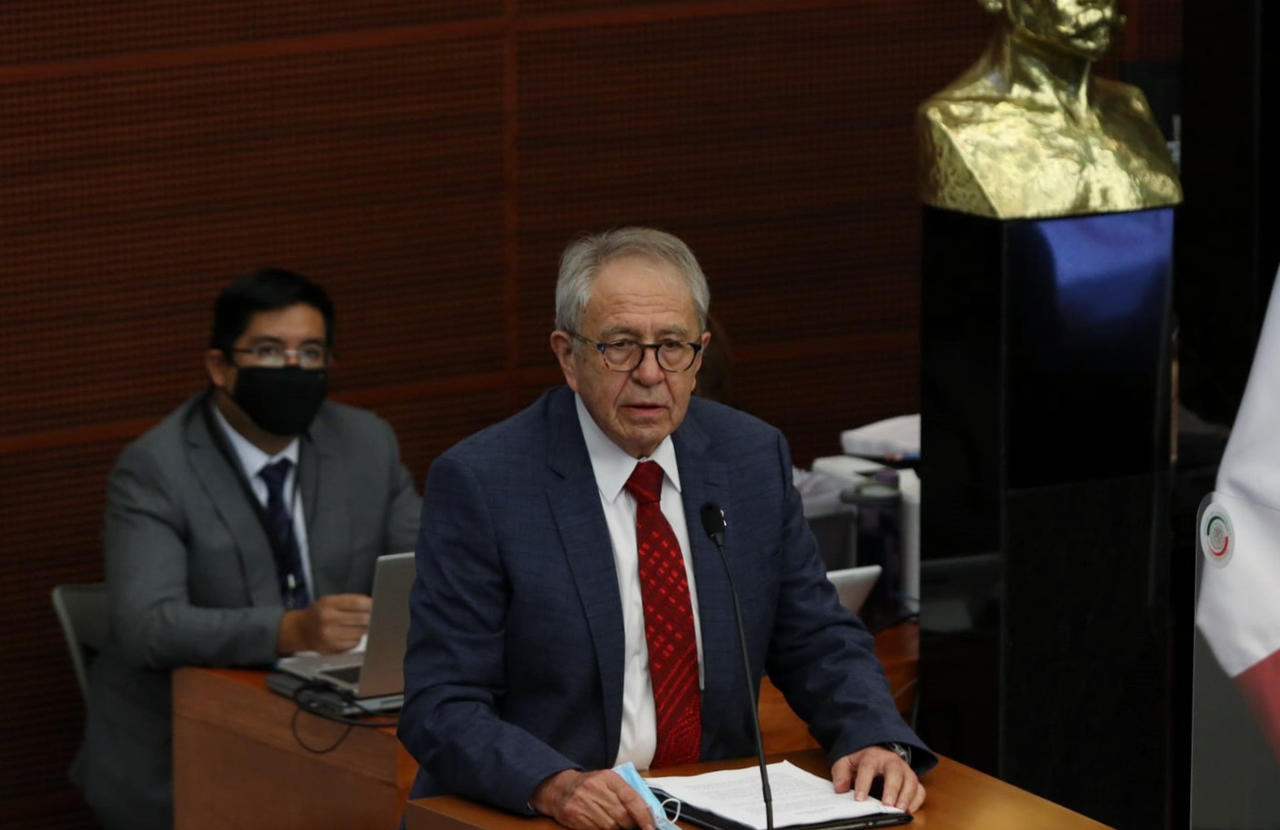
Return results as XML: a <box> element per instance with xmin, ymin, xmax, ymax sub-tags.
<box><xmin>209</xmin><ymin>267</ymin><xmax>336</xmax><ymax>352</ymax></box>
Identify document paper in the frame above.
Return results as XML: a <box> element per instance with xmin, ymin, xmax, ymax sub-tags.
<box><xmin>646</xmin><ymin>762</ymin><xmax>904</xmax><ymax>830</ymax></box>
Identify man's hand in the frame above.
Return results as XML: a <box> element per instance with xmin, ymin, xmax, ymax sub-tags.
<box><xmin>531</xmin><ymin>769</ymin><xmax>656</xmax><ymax>830</ymax></box>
<box><xmin>276</xmin><ymin>593</ymin><xmax>372</xmax><ymax>654</ymax></box>
<box><xmin>831</xmin><ymin>746</ymin><xmax>925</xmax><ymax>814</ymax></box>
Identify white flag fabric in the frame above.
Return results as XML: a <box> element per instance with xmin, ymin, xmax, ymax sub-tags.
<box><xmin>1197</xmin><ymin>264</ymin><xmax>1280</xmax><ymax>750</ymax></box>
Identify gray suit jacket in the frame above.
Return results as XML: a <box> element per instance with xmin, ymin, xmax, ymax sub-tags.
<box><xmin>73</xmin><ymin>392</ymin><xmax>420</xmax><ymax>830</ymax></box>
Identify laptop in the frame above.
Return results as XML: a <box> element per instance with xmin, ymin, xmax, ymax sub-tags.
<box><xmin>826</xmin><ymin>564</ymin><xmax>882</xmax><ymax>614</ymax></box>
<box><xmin>273</xmin><ymin>551</ymin><xmax>414</xmax><ymax>713</ymax></box>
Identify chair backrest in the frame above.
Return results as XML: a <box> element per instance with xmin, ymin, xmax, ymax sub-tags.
<box><xmin>51</xmin><ymin>583</ymin><xmax>108</xmax><ymax>706</ymax></box>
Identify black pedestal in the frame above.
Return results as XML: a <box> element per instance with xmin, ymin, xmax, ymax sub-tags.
<box><xmin>919</xmin><ymin>206</ymin><xmax>1177</xmax><ymax>828</ymax></box>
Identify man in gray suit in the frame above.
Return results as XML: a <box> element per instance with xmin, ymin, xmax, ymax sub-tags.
<box><xmin>73</xmin><ymin>268</ymin><xmax>420</xmax><ymax>830</ymax></box>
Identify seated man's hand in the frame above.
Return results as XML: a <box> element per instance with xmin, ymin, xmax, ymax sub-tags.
<box><xmin>831</xmin><ymin>746</ymin><xmax>925</xmax><ymax>814</ymax></box>
<box><xmin>531</xmin><ymin>769</ymin><xmax>656</xmax><ymax>830</ymax></box>
<box><xmin>276</xmin><ymin>593</ymin><xmax>372</xmax><ymax>654</ymax></box>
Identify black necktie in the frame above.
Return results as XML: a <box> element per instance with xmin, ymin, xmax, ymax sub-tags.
<box><xmin>258</xmin><ymin>458</ymin><xmax>310</xmax><ymax>609</ymax></box>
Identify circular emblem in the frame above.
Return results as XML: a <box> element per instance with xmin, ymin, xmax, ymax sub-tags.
<box><xmin>1198</xmin><ymin>496</ymin><xmax>1234</xmax><ymax>568</ymax></box>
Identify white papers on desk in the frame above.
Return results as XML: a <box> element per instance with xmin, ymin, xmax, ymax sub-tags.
<box><xmin>646</xmin><ymin>761</ymin><xmax>904</xmax><ymax>830</ymax></box>
<box><xmin>840</xmin><ymin>414</ymin><xmax>919</xmax><ymax>458</ymax></box>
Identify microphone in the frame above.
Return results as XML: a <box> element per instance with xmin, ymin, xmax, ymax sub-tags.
<box><xmin>701</xmin><ymin>503</ymin><xmax>773</xmax><ymax>830</ymax></box>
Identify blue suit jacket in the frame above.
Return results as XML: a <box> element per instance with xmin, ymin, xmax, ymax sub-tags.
<box><xmin>399</xmin><ymin>387</ymin><xmax>932</xmax><ymax>813</ymax></box>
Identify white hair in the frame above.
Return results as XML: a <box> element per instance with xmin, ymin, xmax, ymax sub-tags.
<box><xmin>554</xmin><ymin>227</ymin><xmax>710</xmax><ymax>334</ymax></box>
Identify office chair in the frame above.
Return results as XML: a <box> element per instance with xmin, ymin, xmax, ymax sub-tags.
<box><xmin>51</xmin><ymin>582</ymin><xmax>108</xmax><ymax>706</ymax></box>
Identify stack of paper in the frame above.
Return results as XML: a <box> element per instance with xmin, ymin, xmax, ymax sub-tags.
<box><xmin>646</xmin><ymin>761</ymin><xmax>908</xmax><ymax>830</ymax></box>
<box><xmin>839</xmin><ymin>415</ymin><xmax>919</xmax><ymax>459</ymax></box>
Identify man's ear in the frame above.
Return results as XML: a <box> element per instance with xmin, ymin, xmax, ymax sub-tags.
<box><xmin>549</xmin><ymin>331</ymin><xmax>580</xmax><ymax>392</ymax></box>
<box><xmin>205</xmin><ymin>349</ymin><xmax>233</xmax><ymax>391</ymax></box>
<box><xmin>691</xmin><ymin>330</ymin><xmax>711</xmax><ymax>386</ymax></box>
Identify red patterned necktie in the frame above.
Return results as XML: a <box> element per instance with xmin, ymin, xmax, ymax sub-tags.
<box><xmin>624</xmin><ymin>460</ymin><xmax>701</xmax><ymax>767</ymax></box>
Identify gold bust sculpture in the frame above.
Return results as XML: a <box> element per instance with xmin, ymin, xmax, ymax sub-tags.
<box><xmin>918</xmin><ymin>0</ymin><xmax>1182</xmax><ymax>219</ymax></box>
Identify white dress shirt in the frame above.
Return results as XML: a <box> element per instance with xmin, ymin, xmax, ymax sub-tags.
<box><xmin>211</xmin><ymin>405</ymin><xmax>315</xmax><ymax>599</ymax></box>
<box><xmin>573</xmin><ymin>394</ymin><xmax>705</xmax><ymax>769</ymax></box>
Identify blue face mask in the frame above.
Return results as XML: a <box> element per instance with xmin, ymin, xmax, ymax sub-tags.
<box><xmin>612</xmin><ymin>762</ymin><xmax>682</xmax><ymax>830</ymax></box>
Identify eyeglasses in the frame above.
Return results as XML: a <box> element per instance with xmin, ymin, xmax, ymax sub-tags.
<box><xmin>570</xmin><ymin>332</ymin><xmax>703</xmax><ymax>373</ymax></box>
<box><xmin>229</xmin><ymin>343</ymin><xmax>329</xmax><ymax>370</ymax></box>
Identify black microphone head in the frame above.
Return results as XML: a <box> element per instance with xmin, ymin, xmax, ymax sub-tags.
<box><xmin>700</xmin><ymin>502</ymin><xmax>726</xmax><ymax>544</ymax></box>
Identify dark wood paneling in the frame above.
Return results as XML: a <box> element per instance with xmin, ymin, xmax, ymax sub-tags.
<box><xmin>514</xmin><ymin>3</ymin><xmax>983</xmax><ymax>363</ymax></box>
<box><xmin>366</xmin><ymin>390</ymin><xmax>514</xmax><ymax>483</ymax></box>
<box><xmin>0</xmin><ymin>439</ymin><xmax>121</xmax><ymax>824</ymax></box>
<box><xmin>733</xmin><ymin>341</ymin><xmax>920</xmax><ymax>466</ymax></box>
<box><xmin>2</xmin><ymin>1</ymin><xmax>500</xmax><ymax>64</ymax></box>
<box><xmin>2</xmin><ymin>38</ymin><xmax>506</xmax><ymax>437</ymax></box>
<box><xmin>1121</xmin><ymin>0</ymin><xmax>1182</xmax><ymax>62</ymax></box>
<box><xmin>0</xmin><ymin>1</ymin><xmax>1179</xmax><ymax>824</ymax></box>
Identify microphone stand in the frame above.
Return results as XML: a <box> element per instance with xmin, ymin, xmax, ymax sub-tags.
<box><xmin>701</xmin><ymin>504</ymin><xmax>774</xmax><ymax>830</ymax></box>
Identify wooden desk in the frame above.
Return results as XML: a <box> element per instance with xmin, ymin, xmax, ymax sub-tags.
<box><xmin>172</xmin><ymin>667</ymin><xmax>413</xmax><ymax>830</ymax></box>
<box><xmin>171</xmin><ymin>626</ymin><xmax>917</xmax><ymax>830</ymax></box>
<box><xmin>405</xmin><ymin>751</ymin><xmax>1111</xmax><ymax>830</ymax></box>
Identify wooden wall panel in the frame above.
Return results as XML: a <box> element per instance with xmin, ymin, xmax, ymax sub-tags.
<box><xmin>1</xmin><ymin>439</ymin><xmax>128</xmax><ymax>826</ymax></box>
<box><xmin>733</xmin><ymin>342</ymin><xmax>920</xmax><ymax>467</ymax></box>
<box><xmin>0</xmin><ymin>1</ymin><xmax>1179</xmax><ymax>825</ymax></box>
<box><xmin>3</xmin><ymin>38</ymin><xmax>506</xmax><ymax>438</ymax></box>
<box><xmin>366</xmin><ymin>391</ymin><xmax>514</xmax><ymax>484</ymax></box>
<box><xmin>514</xmin><ymin>2</ymin><xmax>980</xmax><ymax>448</ymax></box>
<box><xmin>3</xmin><ymin>1</ymin><xmax>500</xmax><ymax>63</ymax></box>
<box><xmin>1121</xmin><ymin>0</ymin><xmax>1182</xmax><ymax>62</ymax></box>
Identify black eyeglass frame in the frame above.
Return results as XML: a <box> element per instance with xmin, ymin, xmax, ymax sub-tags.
<box><xmin>225</xmin><ymin>343</ymin><xmax>331</xmax><ymax>369</ymax></box>
<box><xmin>569</xmin><ymin>332</ymin><xmax>704</xmax><ymax>373</ymax></box>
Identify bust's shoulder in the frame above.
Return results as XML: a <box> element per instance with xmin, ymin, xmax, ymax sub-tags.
<box><xmin>1092</xmin><ymin>76</ymin><xmax>1157</xmax><ymax>121</ymax></box>
<box><xmin>918</xmin><ymin>48</ymin><xmax>1015</xmax><ymax>123</ymax></box>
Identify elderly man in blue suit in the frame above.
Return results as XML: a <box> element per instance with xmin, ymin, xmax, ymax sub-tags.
<box><xmin>399</xmin><ymin>228</ymin><xmax>932</xmax><ymax>829</ymax></box>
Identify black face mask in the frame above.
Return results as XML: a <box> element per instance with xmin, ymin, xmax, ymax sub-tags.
<box><xmin>231</xmin><ymin>366</ymin><xmax>328</xmax><ymax>436</ymax></box>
